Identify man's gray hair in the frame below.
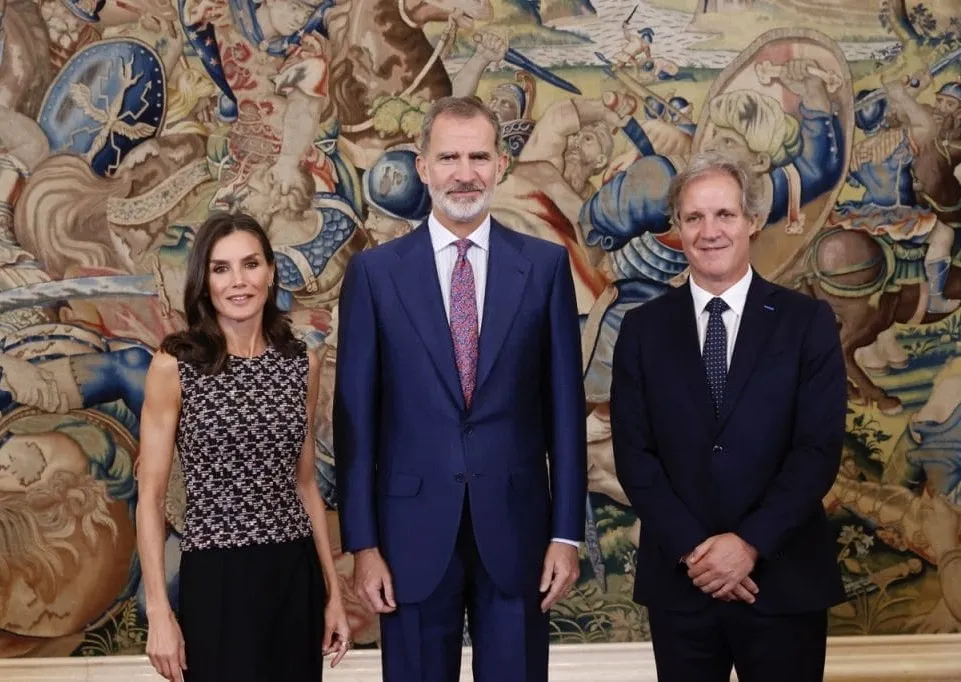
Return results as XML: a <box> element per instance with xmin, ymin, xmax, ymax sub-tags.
<box><xmin>667</xmin><ymin>151</ymin><xmax>765</xmax><ymax>226</ymax></box>
<box><xmin>419</xmin><ymin>96</ymin><xmax>505</xmax><ymax>154</ymax></box>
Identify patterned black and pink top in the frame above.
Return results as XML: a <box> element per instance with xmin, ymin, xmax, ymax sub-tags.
<box><xmin>175</xmin><ymin>346</ymin><xmax>313</xmax><ymax>552</ymax></box>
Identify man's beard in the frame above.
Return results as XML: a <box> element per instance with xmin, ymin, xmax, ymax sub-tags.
<box><xmin>563</xmin><ymin>152</ymin><xmax>594</xmax><ymax>193</ymax></box>
<box><xmin>429</xmin><ymin>182</ymin><xmax>494</xmax><ymax>222</ymax></box>
<box><xmin>936</xmin><ymin>111</ymin><xmax>961</xmax><ymax>140</ymax></box>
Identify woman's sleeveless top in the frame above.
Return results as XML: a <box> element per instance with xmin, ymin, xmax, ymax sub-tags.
<box><xmin>175</xmin><ymin>346</ymin><xmax>313</xmax><ymax>551</ymax></box>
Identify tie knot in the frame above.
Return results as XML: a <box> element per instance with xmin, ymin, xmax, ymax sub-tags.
<box><xmin>454</xmin><ymin>239</ymin><xmax>472</xmax><ymax>258</ymax></box>
<box><xmin>707</xmin><ymin>297</ymin><xmax>728</xmax><ymax>315</ymax></box>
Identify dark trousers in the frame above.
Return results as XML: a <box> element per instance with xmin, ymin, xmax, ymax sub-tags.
<box><xmin>380</xmin><ymin>497</ymin><xmax>549</xmax><ymax>682</ymax></box>
<box><xmin>648</xmin><ymin>601</ymin><xmax>828</xmax><ymax>682</ymax></box>
<box><xmin>179</xmin><ymin>537</ymin><xmax>326</xmax><ymax>682</ymax></box>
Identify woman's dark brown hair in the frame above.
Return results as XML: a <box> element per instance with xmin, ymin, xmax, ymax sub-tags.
<box><xmin>161</xmin><ymin>212</ymin><xmax>304</xmax><ymax>373</ymax></box>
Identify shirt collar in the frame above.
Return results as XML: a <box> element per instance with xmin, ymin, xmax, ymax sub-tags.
<box><xmin>690</xmin><ymin>267</ymin><xmax>753</xmax><ymax>317</ymax></box>
<box><xmin>427</xmin><ymin>213</ymin><xmax>491</xmax><ymax>253</ymax></box>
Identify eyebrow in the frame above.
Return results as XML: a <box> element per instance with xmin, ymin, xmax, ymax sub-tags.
<box><xmin>681</xmin><ymin>208</ymin><xmax>740</xmax><ymax>219</ymax></box>
<box><xmin>437</xmin><ymin>151</ymin><xmax>493</xmax><ymax>159</ymax></box>
<box><xmin>210</xmin><ymin>253</ymin><xmax>262</xmax><ymax>265</ymax></box>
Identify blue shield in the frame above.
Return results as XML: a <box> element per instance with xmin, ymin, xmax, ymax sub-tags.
<box><xmin>38</xmin><ymin>38</ymin><xmax>166</xmax><ymax>177</ymax></box>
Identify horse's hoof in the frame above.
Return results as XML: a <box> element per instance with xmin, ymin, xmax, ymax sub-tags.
<box><xmin>877</xmin><ymin>397</ymin><xmax>903</xmax><ymax>416</ymax></box>
<box><xmin>863</xmin><ymin>365</ymin><xmax>890</xmax><ymax>377</ymax></box>
<box><xmin>887</xmin><ymin>360</ymin><xmax>909</xmax><ymax>370</ymax></box>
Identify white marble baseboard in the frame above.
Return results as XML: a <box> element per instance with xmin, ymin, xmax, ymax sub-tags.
<box><xmin>2</xmin><ymin>636</ymin><xmax>960</xmax><ymax>681</ymax></box>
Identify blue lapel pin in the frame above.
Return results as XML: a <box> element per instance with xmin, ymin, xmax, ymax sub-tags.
<box><xmin>763</xmin><ymin>305</ymin><xmax>775</xmax><ymax>311</ymax></box>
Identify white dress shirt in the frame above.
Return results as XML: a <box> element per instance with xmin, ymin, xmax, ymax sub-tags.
<box><xmin>428</xmin><ymin>213</ymin><xmax>490</xmax><ymax>330</ymax></box>
<box><xmin>427</xmin><ymin>213</ymin><xmax>578</xmax><ymax>548</ymax></box>
<box><xmin>689</xmin><ymin>267</ymin><xmax>754</xmax><ymax>365</ymax></box>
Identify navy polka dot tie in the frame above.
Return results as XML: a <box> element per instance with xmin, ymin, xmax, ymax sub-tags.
<box><xmin>703</xmin><ymin>297</ymin><xmax>729</xmax><ymax>417</ymax></box>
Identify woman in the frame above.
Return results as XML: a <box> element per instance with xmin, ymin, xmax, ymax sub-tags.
<box><xmin>136</xmin><ymin>212</ymin><xmax>351</xmax><ymax>681</ymax></box>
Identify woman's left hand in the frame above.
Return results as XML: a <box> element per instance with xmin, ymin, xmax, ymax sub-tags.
<box><xmin>323</xmin><ymin>593</ymin><xmax>352</xmax><ymax>668</ymax></box>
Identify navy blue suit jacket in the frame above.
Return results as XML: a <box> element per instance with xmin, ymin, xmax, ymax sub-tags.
<box><xmin>334</xmin><ymin>219</ymin><xmax>586</xmax><ymax>604</ymax></box>
<box><xmin>611</xmin><ymin>273</ymin><xmax>846</xmax><ymax>613</ymax></box>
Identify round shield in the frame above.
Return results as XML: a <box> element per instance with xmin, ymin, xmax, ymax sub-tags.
<box><xmin>363</xmin><ymin>148</ymin><xmax>430</xmax><ymax>222</ymax></box>
<box><xmin>691</xmin><ymin>28</ymin><xmax>854</xmax><ymax>284</ymax></box>
<box><xmin>0</xmin><ymin>406</ymin><xmax>138</xmax><ymax>638</ymax></box>
<box><xmin>38</xmin><ymin>38</ymin><xmax>166</xmax><ymax>177</ymax></box>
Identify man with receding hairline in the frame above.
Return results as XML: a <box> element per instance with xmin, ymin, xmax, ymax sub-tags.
<box><xmin>611</xmin><ymin>151</ymin><xmax>846</xmax><ymax>681</ymax></box>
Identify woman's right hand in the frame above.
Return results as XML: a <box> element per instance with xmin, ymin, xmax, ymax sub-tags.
<box><xmin>146</xmin><ymin>609</ymin><xmax>187</xmax><ymax>681</ymax></box>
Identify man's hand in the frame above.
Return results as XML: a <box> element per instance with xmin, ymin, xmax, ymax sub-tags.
<box><xmin>710</xmin><ymin>577</ymin><xmax>760</xmax><ymax>603</ymax></box>
<box><xmin>685</xmin><ymin>533</ymin><xmax>759</xmax><ymax>602</ymax></box>
<box><xmin>268</xmin><ymin>156</ymin><xmax>303</xmax><ymax>196</ymax></box>
<box><xmin>472</xmin><ymin>30</ymin><xmax>508</xmax><ymax>66</ymax></box>
<box><xmin>601</xmin><ymin>91</ymin><xmax>636</xmax><ymax>129</ymax></box>
<box><xmin>352</xmin><ymin>548</ymin><xmax>397</xmax><ymax>614</ymax></box>
<box><xmin>777</xmin><ymin>58</ymin><xmax>831</xmax><ymax>112</ymax></box>
<box><xmin>539</xmin><ymin>542</ymin><xmax>580</xmax><ymax>613</ymax></box>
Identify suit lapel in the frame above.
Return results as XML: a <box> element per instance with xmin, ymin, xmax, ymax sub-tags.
<box><xmin>388</xmin><ymin>225</ymin><xmax>463</xmax><ymax>407</ymax></box>
<box><xmin>717</xmin><ymin>275</ymin><xmax>778</xmax><ymax>429</ymax></box>
<box><xmin>475</xmin><ymin>221</ymin><xmax>531</xmax><ymax>395</ymax></box>
<box><xmin>668</xmin><ymin>283</ymin><xmax>717</xmax><ymax>424</ymax></box>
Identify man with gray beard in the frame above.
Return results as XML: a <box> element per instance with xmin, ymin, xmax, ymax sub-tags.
<box><xmin>335</xmin><ymin>96</ymin><xmax>586</xmax><ymax>682</ymax></box>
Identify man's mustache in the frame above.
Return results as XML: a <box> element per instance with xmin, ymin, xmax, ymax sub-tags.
<box><xmin>446</xmin><ymin>183</ymin><xmax>484</xmax><ymax>194</ymax></box>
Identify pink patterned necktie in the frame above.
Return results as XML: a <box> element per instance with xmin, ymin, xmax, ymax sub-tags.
<box><xmin>449</xmin><ymin>239</ymin><xmax>478</xmax><ymax>409</ymax></box>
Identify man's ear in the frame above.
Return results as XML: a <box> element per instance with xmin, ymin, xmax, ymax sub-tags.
<box><xmin>415</xmin><ymin>154</ymin><xmax>428</xmax><ymax>184</ymax></box>
<box><xmin>496</xmin><ymin>150</ymin><xmax>509</xmax><ymax>182</ymax></box>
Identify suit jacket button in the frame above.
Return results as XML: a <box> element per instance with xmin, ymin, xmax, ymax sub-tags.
<box><xmin>454</xmin><ymin>473</ymin><xmax>466</xmax><ymax>483</ymax></box>
<box><xmin>463</xmin><ymin>426</ymin><xmax>474</xmax><ymax>436</ymax></box>
<box><xmin>713</xmin><ymin>444</ymin><xmax>722</xmax><ymax>454</ymax></box>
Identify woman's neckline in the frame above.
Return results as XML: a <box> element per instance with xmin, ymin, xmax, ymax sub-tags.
<box><xmin>227</xmin><ymin>344</ymin><xmax>271</xmax><ymax>360</ymax></box>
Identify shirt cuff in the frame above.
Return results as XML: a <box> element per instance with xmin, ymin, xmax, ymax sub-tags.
<box><xmin>551</xmin><ymin>537</ymin><xmax>580</xmax><ymax>548</ymax></box>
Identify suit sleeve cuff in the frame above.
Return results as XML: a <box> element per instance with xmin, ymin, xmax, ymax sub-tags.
<box><xmin>341</xmin><ymin>525</ymin><xmax>379</xmax><ymax>555</ymax></box>
<box><xmin>737</xmin><ymin>518</ymin><xmax>776</xmax><ymax>560</ymax></box>
<box><xmin>662</xmin><ymin>525</ymin><xmax>709</xmax><ymax>567</ymax></box>
<box><xmin>551</xmin><ymin>537</ymin><xmax>580</xmax><ymax>548</ymax></box>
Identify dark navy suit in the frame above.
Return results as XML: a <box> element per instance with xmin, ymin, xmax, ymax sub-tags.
<box><xmin>334</xmin><ymin>219</ymin><xmax>586</xmax><ymax>681</ymax></box>
<box><xmin>611</xmin><ymin>273</ymin><xmax>846</xmax><ymax>681</ymax></box>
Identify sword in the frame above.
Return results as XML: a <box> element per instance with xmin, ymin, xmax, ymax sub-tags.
<box><xmin>503</xmin><ymin>48</ymin><xmax>582</xmax><ymax>95</ymax></box>
<box><xmin>855</xmin><ymin>45</ymin><xmax>961</xmax><ymax>112</ymax></box>
<box><xmin>0</xmin><ymin>275</ymin><xmax>157</xmax><ymax>313</ymax></box>
<box><xmin>624</xmin><ymin>4</ymin><xmax>639</xmax><ymax>25</ymax></box>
